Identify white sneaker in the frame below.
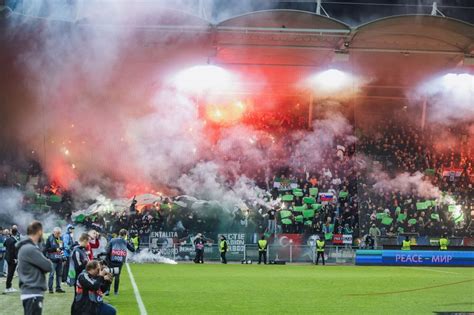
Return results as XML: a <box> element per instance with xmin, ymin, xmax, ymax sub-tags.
<box><xmin>9</xmin><ymin>288</ymin><xmax>18</xmax><ymax>292</ymax></box>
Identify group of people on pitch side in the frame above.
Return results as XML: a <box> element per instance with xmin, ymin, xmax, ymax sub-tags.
<box><xmin>7</xmin><ymin>220</ymin><xmax>136</xmax><ymax>315</ymax></box>
<box><xmin>401</xmin><ymin>235</ymin><xmax>449</xmax><ymax>251</ymax></box>
<box><xmin>194</xmin><ymin>234</ymin><xmax>328</xmax><ymax>265</ymax></box>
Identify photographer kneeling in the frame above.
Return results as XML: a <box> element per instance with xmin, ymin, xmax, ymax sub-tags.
<box><xmin>72</xmin><ymin>260</ymin><xmax>116</xmax><ymax>315</ymax></box>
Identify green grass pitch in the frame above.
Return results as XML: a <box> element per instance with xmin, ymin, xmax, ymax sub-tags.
<box><xmin>1</xmin><ymin>264</ymin><xmax>473</xmax><ymax>314</ymax></box>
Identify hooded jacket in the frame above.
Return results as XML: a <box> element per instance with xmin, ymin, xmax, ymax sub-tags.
<box><xmin>16</xmin><ymin>238</ymin><xmax>53</xmax><ymax>295</ymax></box>
<box><xmin>62</xmin><ymin>224</ymin><xmax>75</xmax><ymax>258</ymax></box>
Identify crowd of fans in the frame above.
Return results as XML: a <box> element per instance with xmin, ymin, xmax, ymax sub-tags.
<box><xmin>0</xmin><ymin>112</ymin><xmax>472</xmax><ymax>243</ymax></box>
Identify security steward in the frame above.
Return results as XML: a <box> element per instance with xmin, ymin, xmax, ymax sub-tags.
<box><xmin>219</xmin><ymin>235</ymin><xmax>228</xmax><ymax>264</ymax></box>
<box><xmin>316</xmin><ymin>236</ymin><xmax>325</xmax><ymax>265</ymax></box>
<box><xmin>402</xmin><ymin>236</ymin><xmax>411</xmax><ymax>251</ymax></box>
<box><xmin>130</xmin><ymin>233</ymin><xmax>139</xmax><ymax>252</ymax></box>
<box><xmin>257</xmin><ymin>235</ymin><xmax>267</xmax><ymax>264</ymax></box>
<box><xmin>439</xmin><ymin>234</ymin><xmax>448</xmax><ymax>250</ymax></box>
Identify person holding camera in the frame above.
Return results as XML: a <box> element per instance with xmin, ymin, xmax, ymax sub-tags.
<box><xmin>105</xmin><ymin>229</ymin><xmax>135</xmax><ymax>296</ymax></box>
<box><xmin>44</xmin><ymin>227</ymin><xmax>66</xmax><ymax>294</ymax></box>
<box><xmin>17</xmin><ymin>221</ymin><xmax>53</xmax><ymax>315</ymax></box>
<box><xmin>72</xmin><ymin>260</ymin><xmax>116</xmax><ymax>315</ymax></box>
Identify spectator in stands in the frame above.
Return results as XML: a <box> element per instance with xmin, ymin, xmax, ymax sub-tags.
<box><xmin>267</xmin><ymin>207</ymin><xmax>277</xmax><ymax>235</ymax></box>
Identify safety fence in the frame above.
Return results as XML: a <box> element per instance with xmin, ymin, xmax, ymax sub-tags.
<box><xmin>142</xmin><ymin>243</ymin><xmax>361</xmax><ymax>264</ymax></box>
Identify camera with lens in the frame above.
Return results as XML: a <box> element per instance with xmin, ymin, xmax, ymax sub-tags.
<box><xmin>102</xmin><ymin>265</ymin><xmax>120</xmax><ymax>276</ymax></box>
<box><xmin>96</xmin><ymin>253</ymin><xmax>120</xmax><ymax>275</ymax></box>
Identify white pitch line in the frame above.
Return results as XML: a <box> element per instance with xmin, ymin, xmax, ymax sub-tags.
<box><xmin>403</xmin><ymin>267</ymin><xmax>460</xmax><ymax>275</ymax></box>
<box><xmin>126</xmin><ymin>263</ymin><xmax>148</xmax><ymax>315</ymax></box>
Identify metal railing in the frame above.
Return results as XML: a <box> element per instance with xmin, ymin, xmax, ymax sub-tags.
<box><xmin>143</xmin><ymin>243</ymin><xmax>358</xmax><ymax>264</ymax></box>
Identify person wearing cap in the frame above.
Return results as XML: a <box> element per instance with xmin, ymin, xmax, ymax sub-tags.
<box><xmin>62</xmin><ymin>224</ymin><xmax>75</xmax><ymax>282</ymax></box>
<box><xmin>193</xmin><ymin>233</ymin><xmax>206</xmax><ymax>264</ymax></box>
<box><xmin>219</xmin><ymin>235</ymin><xmax>228</xmax><ymax>264</ymax></box>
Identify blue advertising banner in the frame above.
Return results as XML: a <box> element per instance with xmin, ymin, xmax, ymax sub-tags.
<box><xmin>356</xmin><ymin>250</ymin><xmax>474</xmax><ymax>266</ymax></box>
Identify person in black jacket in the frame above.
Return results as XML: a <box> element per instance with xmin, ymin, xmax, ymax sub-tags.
<box><xmin>4</xmin><ymin>225</ymin><xmax>19</xmax><ymax>293</ymax></box>
<box><xmin>72</xmin><ymin>260</ymin><xmax>116</xmax><ymax>315</ymax></box>
<box><xmin>193</xmin><ymin>233</ymin><xmax>206</xmax><ymax>264</ymax></box>
<box><xmin>44</xmin><ymin>227</ymin><xmax>65</xmax><ymax>293</ymax></box>
<box><xmin>68</xmin><ymin>233</ymin><xmax>90</xmax><ymax>289</ymax></box>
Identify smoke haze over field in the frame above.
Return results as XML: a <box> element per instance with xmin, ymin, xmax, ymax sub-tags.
<box><xmin>0</xmin><ymin>1</ymin><xmax>472</xmax><ymax>229</ymax></box>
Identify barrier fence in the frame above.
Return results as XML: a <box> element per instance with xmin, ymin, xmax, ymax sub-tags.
<box><xmin>144</xmin><ymin>243</ymin><xmax>359</xmax><ymax>264</ymax></box>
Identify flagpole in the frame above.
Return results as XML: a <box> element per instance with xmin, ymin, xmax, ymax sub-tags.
<box><xmin>421</xmin><ymin>97</ymin><xmax>427</xmax><ymax>130</ymax></box>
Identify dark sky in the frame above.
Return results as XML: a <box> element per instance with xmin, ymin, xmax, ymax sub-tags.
<box><xmin>212</xmin><ymin>0</ymin><xmax>474</xmax><ymax>25</ymax></box>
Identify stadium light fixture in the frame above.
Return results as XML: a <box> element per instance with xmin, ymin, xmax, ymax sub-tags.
<box><xmin>440</xmin><ymin>73</ymin><xmax>474</xmax><ymax>91</ymax></box>
<box><xmin>307</xmin><ymin>69</ymin><xmax>355</xmax><ymax>94</ymax></box>
<box><xmin>172</xmin><ymin>65</ymin><xmax>237</xmax><ymax>94</ymax></box>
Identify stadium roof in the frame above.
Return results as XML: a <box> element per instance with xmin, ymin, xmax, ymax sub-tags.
<box><xmin>1</xmin><ymin>7</ymin><xmax>473</xmax><ymax>100</ymax></box>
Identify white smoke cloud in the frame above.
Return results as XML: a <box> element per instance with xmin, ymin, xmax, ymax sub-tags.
<box><xmin>415</xmin><ymin>73</ymin><xmax>474</xmax><ymax>124</ymax></box>
<box><xmin>372</xmin><ymin>171</ymin><xmax>441</xmax><ymax>199</ymax></box>
<box><xmin>291</xmin><ymin>112</ymin><xmax>355</xmax><ymax>169</ymax></box>
<box><xmin>0</xmin><ymin>188</ymin><xmax>61</xmax><ymax>233</ymax></box>
<box><xmin>128</xmin><ymin>248</ymin><xmax>177</xmax><ymax>264</ymax></box>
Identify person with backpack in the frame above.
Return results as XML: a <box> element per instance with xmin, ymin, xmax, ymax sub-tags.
<box><xmin>62</xmin><ymin>224</ymin><xmax>75</xmax><ymax>282</ymax></box>
<box><xmin>67</xmin><ymin>233</ymin><xmax>90</xmax><ymax>290</ymax></box>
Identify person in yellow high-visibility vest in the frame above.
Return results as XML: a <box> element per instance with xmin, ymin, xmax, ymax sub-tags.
<box><xmin>258</xmin><ymin>235</ymin><xmax>268</xmax><ymax>264</ymax></box>
<box><xmin>439</xmin><ymin>234</ymin><xmax>448</xmax><ymax>250</ymax></box>
<box><xmin>316</xmin><ymin>236</ymin><xmax>325</xmax><ymax>265</ymax></box>
<box><xmin>219</xmin><ymin>235</ymin><xmax>228</xmax><ymax>264</ymax></box>
<box><xmin>131</xmin><ymin>234</ymin><xmax>139</xmax><ymax>252</ymax></box>
<box><xmin>401</xmin><ymin>236</ymin><xmax>411</xmax><ymax>251</ymax></box>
